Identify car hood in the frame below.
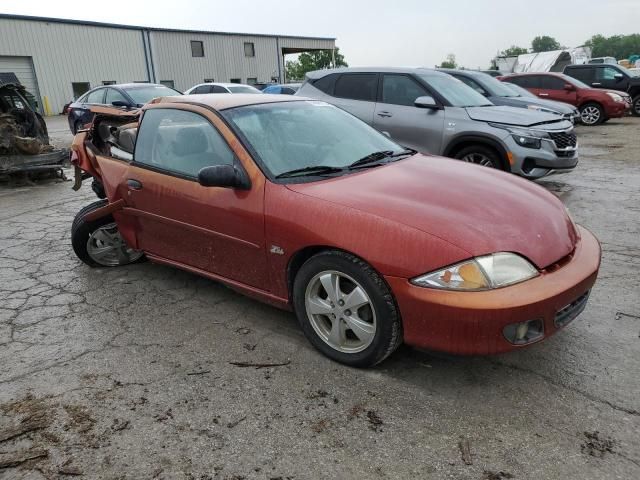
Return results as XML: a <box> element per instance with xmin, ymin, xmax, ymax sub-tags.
<box><xmin>492</xmin><ymin>96</ymin><xmax>576</xmax><ymax>114</ymax></box>
<box><xmin>465</xmin><ymin>105</ymin><xmax>569</xmax><ymax>127</ymax></box>
<box><xmin>287</xmin><ymin>155</ymin><xmax>577</xmax><ymax>269</ymax></box>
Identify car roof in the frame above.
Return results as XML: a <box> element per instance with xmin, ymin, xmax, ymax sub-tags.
<box><xmin>502</xmin><ymin>72</ymin><xmax>564</xmax><ymax>77</ymax></box>
<box><xmin>306</xmin><ymin>67</ymin><xmax>448</xmax><ymax>79</ymax></box>
<box><xmin>193</xmin><ymin>82</ymin><xmax>255</xmax><ymax>88</ymax></box>
<box><xmin>88</xmin><ymin>83</ymin><xmax>169</xmax><ymax>91</ymax></box>
<box><xmin>152</xmin><ymin>93</ymin><xmax>309</xmax><ymax>110</ymax></box>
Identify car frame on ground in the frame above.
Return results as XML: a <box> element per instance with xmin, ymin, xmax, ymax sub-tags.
<box><xmin>297</xmin><ymin>67</ymin><xmax>578</xmax><ymax>180</ymax></box>
<box><xmin>499</xmin><ymin>72</ymin><xmax>631</xmax><ymax>125</ymax></box>
<box><xmin>438</xmin><ymin>69</ymin><xmax>579</xmax><ymax>122</ymax></box>
<box><xmin>184</xmin><ymin>82</ymin><xmax>262</xmax><ymax>95</ymax></box>
<box><xmin>69</xmin><ymin>94</ymin><xmax>601</xmax><ymax>367</ymax></box>
<box><xmin>66</xmin><ymin>83</ymin><xmax>182</xmax><ymax>134</ymax></box>
<box><xmin>262</xmin><ymin>83</ymin><xmax>302</xmax><ymax>95</ymax></box>
<box><xmin>563</xmin><ymin>63</ymin><xmax>640</xmax><ymax>116</ymax></box>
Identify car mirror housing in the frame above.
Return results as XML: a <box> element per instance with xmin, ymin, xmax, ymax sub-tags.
<box><xmin>111</xmin><ymin>100</ymin><xmax>132</xmax><ymax>108</ymax></box>
<box><xmin>614</xmin><ymin>73</ymin><xmax>624</xmax><ymax>81</ymax></box>
<box><xmin>198</xmin><ymin>165</ymin><xmax>250</xmax><ymax>189</ymax></box>
<box><xmin>414</xmin><ymin>96</ymin><xmax>441</xmax><ymax>110</ymax></box>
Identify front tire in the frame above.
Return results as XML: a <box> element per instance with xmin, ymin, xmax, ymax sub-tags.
<box><xmin>292</xmin><ymin>251</ymin><xmax>402</xmax><ymax>367</ymax></box>
<box><xmin>71</xmin><ymin>200</ymin><xmax>144</xmax><ymax>267</ymax></box>
<box><xmin>579</xmin><ymin>102</ymin><xmax>604</xmax><ymax>125</ymax></box>
<box><xmin>454</xmin><ymin>145</ymin><xmax>504</xmax><ymax>170</ymax></box>
<box><xmin>632</xmin><ymin>96</ymin><xmax>640</xmax><ymax>117</ymax></box>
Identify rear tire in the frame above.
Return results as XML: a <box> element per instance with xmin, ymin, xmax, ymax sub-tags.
<box><xmin>454</xmin><ymin>145</ymin><xmax>504</xmax><ymax>170</ymax></box>
<box><xmin>292</xmin><ymin>250</ymin><xmax>402</xmax><ymax>367</ymax></box>
<box><xmin>632</xmin><ymin>96</ymin><xmax>640</xmax><ymax>117</ymax></box>
<box><xmin>579</xmin><ymin>102</ymin><xmax>604</xmax><ymax>125</ymax></box>
<box><xmin>71</xmin><ymin>200</ymin><xmax>144</xmax><ymax>267</ymax></box>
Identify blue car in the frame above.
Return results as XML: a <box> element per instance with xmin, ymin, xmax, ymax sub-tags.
<box><xmin>262</xmin><ymin>83</ymin><xmax>301</xmax><ymax>95</ymax></box>
<box><xmin>66</xmin><ymin>83</ymin><xmax>181</xmax><ymax>134</ymax></box>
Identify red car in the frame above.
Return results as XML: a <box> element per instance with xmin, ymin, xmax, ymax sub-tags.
<box><xmin>498</xmin><ymin>72</ymin><xmax>631</xmax><ymax>125</ymax></box>
<box><xmin>69</xmin><ymin>95</ymin><xmax>601</xmax><ymax>367</ymax></box>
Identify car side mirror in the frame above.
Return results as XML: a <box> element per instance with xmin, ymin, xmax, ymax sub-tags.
<box><xmin>198</xmin><ymin>165</ymin><xmax>250</xmax><ymax>189</ymax></box>
<box><xmin>415</xmin><ymin>96</ymin><xmax>441</xmax><ymax>110</ymax></box>
<box><xmin>563</xmin><ymin>84</ymin><xmax>575</xmax><ymax>91</ymax></box>
<box><xmin>614</xmin><ymin>73</ymin><xmax>624</xmax><ymax>81</ymax></box>
<box><xmin>111</xmin><ymin>100</ymin><xmax>132</xmax><ymax>108</ymax></box>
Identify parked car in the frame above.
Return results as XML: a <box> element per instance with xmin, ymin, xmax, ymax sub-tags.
<box><xmin>499</xmin><ymin>72</ymin><xmax>631</xmax><ymax>125</ymax></box>
<box><xmin>262</xmin><ymin>83</ymin><xmax>302</xmax><ymax>95</ymax></box>
<box><xmin>481</xmin><ymin>70</ymin><xmax>505</xmax><ymax>78</ymax></box>
<box><xmin>67</xmin><ymin>83</ymin><xmax>182</xmax><ymax>134</ymax></box>
<box><xmin>564</xmin><ymin>64</ymin><xmax>640</xmax><ymax>116</ymax></box>
<box><xmin>69</xmin><ymin>95</ymin><xmax>601</xmax><ymax>366</ymax></box>
<box><xmin>297</xmin><ymin>67</ymin><xmax>578</xmax><ymax>179</ymax></box>
<box><xmin>588</xmin><ymin>57</ymin><xmax>617</xmax><ymax>65</ymax></box>
<box><xmin>184</xmin><ymin>82</ymin><xmax>262</xmax><ymax>95</ymax></box>
<box><xmin>439</xmin><ymin>69</ymin><xmax>579</xmax><ymax>122</ymax></box>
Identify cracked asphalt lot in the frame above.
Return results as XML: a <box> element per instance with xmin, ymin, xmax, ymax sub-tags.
<box><xmin>0</xmin><ymin>116</ymin><xmax>639</xmax><ymax>479</ymax></box>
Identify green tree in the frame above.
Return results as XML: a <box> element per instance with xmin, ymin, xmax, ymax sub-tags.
<box><xmin>584</xmin><ymin>34</ymin><xmax>640</xmax><ymax>60</ymax></box>
<box><xmin>531</xmin><ymin>36</ymin><xmax>561</xmax><ymax>52</ymax></box>
<box><xmin>439</xmin><ymin>53</ymin><xmax>457</xmax><ymax>69</ymax></box>
<box><xmin>285</xmin><ymin>48</ymin><xmax>348</xmax><ymax>81</ymax></box>
<box><xmin>500</xmin><ymin>45</ymin><xmax>528</xmax><ymax>57</ymax></box>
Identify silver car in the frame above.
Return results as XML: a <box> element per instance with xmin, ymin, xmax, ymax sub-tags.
<box><xmin>297</xmin><ymin>67</ymin><xmax>578</xmax><ymax>179</ymax></box>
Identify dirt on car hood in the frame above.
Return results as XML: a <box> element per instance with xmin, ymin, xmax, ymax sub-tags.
<box><xmin>286</xmin><ymin>154</ymin><xmax>578</xmax><ymax>269</ymax></box>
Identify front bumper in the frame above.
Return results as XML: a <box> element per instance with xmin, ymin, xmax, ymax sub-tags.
<box><xmin>385</xmin><ymin>225</ymin><xmax>601</xmax><ymax>355</ymax></box>
<box><xmin>605</xmin><ymin>101</ymin><xmax>631</xmax><ymax>119</ymax></box>
<box><xmin>506</xmin><ymin>134</ymin><xmax>578</xmax><ymax>179</ymax></box>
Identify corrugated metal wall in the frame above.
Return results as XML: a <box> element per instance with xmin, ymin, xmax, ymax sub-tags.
<box><xmin>0</xmin><ymin>16</ymin><xmax>335</xmax><ymax>115</ymax></box>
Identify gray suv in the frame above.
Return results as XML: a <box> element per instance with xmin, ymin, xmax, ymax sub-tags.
<box><xmin>297</xmin><ymin>68</ymin><xmax>578</xmax><ymax>179</ymax></box>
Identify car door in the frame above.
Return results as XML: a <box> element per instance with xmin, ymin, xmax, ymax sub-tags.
<box><xmin>329</xmin><ymin>73</ymin><xmax>378</xmax><ymax>124</ymax></box>
<box><xmin>76</xmin><ymin>88</ymin><xmax>106</xmax><ymax>128</ymax></box>
<box><xmin>373</xmin><ymin>73</ymin><xmax>444</xmax><ymax>154</ymax></box>
<box><xmin>540</xmin><ymin>76</ymin><xmax>578</xmax><ymax>105</ymax></box>
<box><xmin>594</xmin><ymin>66</ymin><xmax>629</xmax><ymax>92</ymax></box>
<box><xmin>123</xmin><ymin>105</ymin><xmax>268</xmax><ymax>288</ymax></box>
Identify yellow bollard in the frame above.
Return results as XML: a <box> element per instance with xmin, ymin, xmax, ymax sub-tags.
<box><xmin>43</xmin><ymin>96</ymin><xmax>52</xmax><ymax>116</ymax></box>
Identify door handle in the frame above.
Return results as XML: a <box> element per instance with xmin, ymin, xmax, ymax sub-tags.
<box><xmin>127</xmin><ymin>179</ymin><xmax>142</xmax><ymax>190</ymax></box>
<box><xmin>538</xmin><ymin>93</ymin><xmax>549</xmax><ymax>97</ymax></box>
<box><xmin>377</xmin><ymin>112</ymin><xmax>393</xmax><ymax>118</ymax></box>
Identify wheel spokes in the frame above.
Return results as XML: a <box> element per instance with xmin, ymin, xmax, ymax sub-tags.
<box><xmin>307</xmin><ymin>296</ymin><xmax>333</xmax><ymax>316</ymax></box>
<box><xmin>344</xmin><ymin>314</ymin><xmax>375</xmax><ymax>344</ymax></box>
<box><xmin>319</xmin><ymin>272</ymin><xmax>341</xmax><ymax>304</ymax></box>
<box><xmin>327</xmin><ymin>317</ymin><xmax>347</xmax><ymax>348</ymax></box>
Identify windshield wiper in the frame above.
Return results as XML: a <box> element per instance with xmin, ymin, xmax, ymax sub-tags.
<box><xmin>275</xmin><ymin>165</ymin><xmax>345</xmax><ymax>179</ymax></box>
<box><xmin>389</xmin><ymin>148</ymin><xmax>417</xmax><ymax>158</ymax></box>
<box><xmin>348</xmin><ymin>150</ymin><xmax>394</xmax><ymax>169</ymax></box>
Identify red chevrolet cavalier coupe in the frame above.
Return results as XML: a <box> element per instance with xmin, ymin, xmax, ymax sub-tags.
<box><xmin>70</xmin><ymin>95</ymin><xmax>601</xmax><ymax>367</ymax></box>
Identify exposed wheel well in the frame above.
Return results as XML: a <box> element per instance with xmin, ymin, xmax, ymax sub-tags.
<box><xmin>578</xmin><ymin>101</ymin><xmax>603</xmax><ymax>110</ymax></box>
<box><xmin>445</xmin><ymin>139</ymin><xmax>509</xmax><ymax>171</ymax></box>
<box><xmin>287</xmin><ymin>245</ymin><xmax>336</xmax><ymax>299</ymax></box>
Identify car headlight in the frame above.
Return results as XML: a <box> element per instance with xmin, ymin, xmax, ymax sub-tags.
<box><xmin>489</xmin><ymin>123</ymin><xmax>545</xmax><ymax>150</ymax></box>
<box><xmin>526</xmin><ymin>105</ymin><xmax>557</xmax><ymax>115</ymax></box>
<box><xmin>606</xmin><ymin>92</ymin><xmax>624</xmax><ymax>103</ymax></box>
<box><xmin>411</xmin><ymin>253</ymin><xmax>539</xmax><ymax>291</ymax></box>
<box><xmin>512</xmin><ymin>134</ymin><xmax>541</xmax><ymax>149</ymax></box>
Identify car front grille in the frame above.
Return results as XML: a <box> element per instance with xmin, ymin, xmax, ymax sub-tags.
<box><xmin>549</xmin><ymin>131</ymin><xmax>578</xmax><ymax>149</ymax></box>
<box><xmin>554</xmin><ymin>290</ymin><xmax>590</xmax><ymax>328</ymax></box>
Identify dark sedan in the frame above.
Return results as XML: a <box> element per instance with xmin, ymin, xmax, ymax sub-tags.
<box><xmin>66</xmin><ymin>83</ymin><xmax>181</xmax><ymax>133</ymax></box>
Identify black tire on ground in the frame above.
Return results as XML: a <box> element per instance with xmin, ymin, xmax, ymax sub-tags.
<box><xmin>71</xmin><ymin>200</ymin><xmax>143</xmax><ymax>267</ymax></box>
<box><xmin>632</xmin><ymin>96</ymin><xmax>640</xmax><ymax>117</ymax></box>
<box><xmin>453</xmin><ymin>145</ymin><xmax>505</xmax><ymax>170</ymax></box>
<box><xmin>292</xmin><ymin>250</ymin><xmax>403</xmax><ymax>367</ymax></box>
<box><xmin>579</xmin><ymin>102</ymin><xmax>605</xmax><ymax>126</ymax></box>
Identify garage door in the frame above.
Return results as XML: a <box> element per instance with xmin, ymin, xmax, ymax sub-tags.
<box><xmin>0</xmin><ymin>56</ymin><xmax>38</xmax><ymax>96</ymax></box>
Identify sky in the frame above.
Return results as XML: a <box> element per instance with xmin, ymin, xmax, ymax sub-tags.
<box><xmin>2</xmin><ymin>0</ymin><xmax>639</xmax><ymax>69</ymax></box>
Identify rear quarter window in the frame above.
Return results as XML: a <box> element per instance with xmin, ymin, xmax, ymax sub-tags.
<box><xmin>333</xmin><ymin>74</ymin><xmax>378</xmax><ymax>102</ymax></box>
<box><xmin>312</xmin><ymin>74</ymin><xmax>338</xmax><ymax>95</ymax></box>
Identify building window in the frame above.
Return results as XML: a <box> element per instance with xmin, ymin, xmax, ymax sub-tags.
<box><xmin>102</xmin><ymin>80</ymin><xmax>116</xmax><ymax>85</ymax></box>
<box><xmin>246</xmin><ymin>77</ymin><xmax>257</xmax><ymax>85</ymax></box>
<box><xmin>72</xmin><ymin>82</ymin><xmax>91</xmax><ymax>100</ymax></box>
<box><xmin>160</xmin><ymin>80</ymin><xmax>175</xmax><ymax>89</ymax></box>
<box><xmin>204</xmin><ymin>78</ymin><xmax>215</xmax><ymax>83</ymax></box>
<box><xmin>230</xmin><ymin>78</ymin><xmax>241</xmax><ymax>84</ymax></box>
<box><xmin>244</xmin><ymin>42</ymin><xmax>255</xmax><ymax>57</ymax></box>
<box><xmin>191</xmin><ymin>40</ymin><xmax>204</xmax><ymax>57</ymax></box>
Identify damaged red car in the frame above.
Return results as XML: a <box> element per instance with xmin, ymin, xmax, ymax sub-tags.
<box><xmin>70</xmin><ymin>95</ymin><xmax>601</xmax><ymax>367</ymax></box>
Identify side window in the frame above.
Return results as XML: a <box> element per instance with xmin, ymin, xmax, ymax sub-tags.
<box><xmin>505</xmin><ymin>77</ymin><xmax>524</xmax><ymax>87</ymax></box>
<box><xmin>598</xmin><ymin>67</ymin><xmax>619</xmax><ymax>81</ymax></box>
<box><xmin>86</xmin><ymin>89</ymin><xmax>105</xmax><ymax>104</ymax></box>
<box><xmin>453</xmin><ymin>76</ymin><xmax>487</xmax><ymax>96</ymax></box>
<box><xmin>211</xmin><ymin>85</ymin><xmax>228</xmax><ymax>93</ymax></box>
<box><xmin>381</xmin><ymin>74</ymin><xmax>427</xmax><ymax>106</ymax></box>
<box><xmin>524</xmin><ymin>76</ymin><xmax>543</xmax><ymax>89</ymax></box>
<box><xmin>567</xmin><ymin>67</ymin><xmax>593</xmax><ymax>83</ymax></box>
<box><xmin>281</xmin><ymin>87</ymin><xmax>295</xmax><ymax>95</ymax></box>
<box><xmin>134</xmin><ymin>109</ymin><xmax>235</xmax><ymax>178</ymax></box>
<box><xmin>334</xmin><ymin>74</ymin><xmax>377</xmax><ymax>102</ymax></box>
<box><xmin>540</xmin><ymin>76</ymin><xmax>565</xmax><ymax>90</ymax></box>
<box><xmin>193</xmin><ymin>85</ymin><xmax>212</xmax><ymax>94</ymax></box>
<box><xmin>105</xmin><ymin>88</ymin><xmax>129</xmax><ymax>105</ymax></box>
<box><xmin>313</xmin><ymin>74</ymin><xmax>338</xmax><ymax>95</ymax></box>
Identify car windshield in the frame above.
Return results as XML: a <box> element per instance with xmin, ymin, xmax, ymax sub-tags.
<box><xmin>125</xmin><ymin>85</ymin><xmax>182</xmax><ymax>105</ymax></box>
<box><xmin>615</xmin><ymin>64</ymin><xmax>637</xmax><ymax>77</ymax></box>
<box><xmin>560</xmin><ymin>74</ymin><xmax>590</xmax><ymax>89</ymax></box>
<box><xmin>502</xmin><ymin>82</ymin><xmax>536</xmax><ymax>98</ymax></box>
<box><xmin>482</xmin><ymin>76</ymin><xmax>520</xmax><ymax>97</ymax></box>
<box><xmin>228</xmin><ymin>85</ymin><xmax>262</xmax><ymax>94</ymax></box>
<box><xmin>419</xmin><ymin>74</ymin><xmax>492</xmax><ymax>107</ymax></box>
<box><xmin>222</xmin><ymin>101</ymin><xmax>407</xmax><ymax>178</ymax></box>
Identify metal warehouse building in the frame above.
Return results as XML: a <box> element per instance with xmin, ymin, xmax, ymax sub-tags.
<box><xmin>0</xmin><ymin>14</ymin><xmax>335</xmax><ymax>115</ymax></box>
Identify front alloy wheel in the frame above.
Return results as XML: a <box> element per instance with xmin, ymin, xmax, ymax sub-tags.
<box><xmin>580</xmin><ymin>103</ymin><xmax>603</xmax><ymax>125</ymax></box>
<box><xmin>86</xmin><ymin>223</ymin><xmax>143</xmax><ymax>266</ymax></box>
